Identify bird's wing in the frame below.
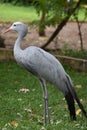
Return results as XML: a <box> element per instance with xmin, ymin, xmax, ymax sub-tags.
<box><xmin>23</xmin><ymin>47</ymin><xmax>66</xmax><ymax>83</ymax></box>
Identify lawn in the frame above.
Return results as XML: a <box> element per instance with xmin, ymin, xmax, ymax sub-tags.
<box><xmin>0</xmin><ymin>4</ymin><xmax>87</xmax><ymax>23</ymax></box>
<box><xmin>0</xmin><ymin>61</ymin><xmax>87</xmax><ymax>130</ymax></box>
<box><xmin>0</xmin><ymin>4</ymin><xmax>39</xmax><ymax>23</ymax></box>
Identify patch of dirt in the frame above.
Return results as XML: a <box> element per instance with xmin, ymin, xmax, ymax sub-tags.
<box><xmin>0</xmin><ymin>22</ymin><xmax>87</xmax><ymax>50</ymax></box>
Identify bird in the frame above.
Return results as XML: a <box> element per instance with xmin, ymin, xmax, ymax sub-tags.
<box><xmin>4</xmin><ymin>22</ymin><xmax>87</xmax><ymax>125</ymax></box>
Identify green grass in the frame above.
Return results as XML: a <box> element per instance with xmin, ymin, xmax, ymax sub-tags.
<box><xmin>64</xmin><ymin>49</ymin><xmax>87</xmax><ymax>59</ymax></box>
<box><xmin>51</xmin><ymin>49</ymin><xmax>87</xmax><ymax>59</ymax></box>
<box><xmin>0</xmin><ymin>4</ymin><xmax>39</xmax><ymax>23</ymax></box>
<box><xmin>0</xmin><ymin>4</ymin><xmax>86</xmax><ymax>23</ymax></box>
<box><xmin>0</xmin><ymin>61</ymin><xmax>87</xmax><ymax>130</ymax></box>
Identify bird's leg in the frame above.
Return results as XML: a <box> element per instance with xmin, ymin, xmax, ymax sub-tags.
<box><xmin>43</xmin><ymin>94</ymin><xmax>50</xmax><ymax>125</ymax></box>
<box><xmin>40</xmin><ymin>79</ymin><xmax>50</xmax><ymax>125</ymax></box>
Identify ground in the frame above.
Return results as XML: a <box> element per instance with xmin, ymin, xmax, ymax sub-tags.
<box><xmin>0</xmin><ymin>22</ymin><xmax>87</xmax><ymax>50</ymax></box>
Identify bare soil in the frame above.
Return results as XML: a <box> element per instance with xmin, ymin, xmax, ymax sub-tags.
<box><xmin>0</xmin><ymin>22</ymin><xmax>87</xmax><ymax>50</ymax></box>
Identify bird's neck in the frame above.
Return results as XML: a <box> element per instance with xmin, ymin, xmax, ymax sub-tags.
<box><xmin>14</xmin><ymin>34</ymin><xmax>23</xmax><ymax>58</ymax></box>
<box><xmin>14</xmin><ymin>34</ymin><xmax>23</xmax><ymax>51</ymax></box>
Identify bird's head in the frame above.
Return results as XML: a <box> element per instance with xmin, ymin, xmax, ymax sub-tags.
<box><xmin>4</xmin><ymin>22</ymin><xmax>28</xmax><ymax>37</ymax></box>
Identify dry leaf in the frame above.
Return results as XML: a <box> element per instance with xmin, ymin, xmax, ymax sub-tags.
<box><xmin>56</xmin><ymin>120</ymin><xmax>62</xmax><ymax>125</ymax></box>
<box><xmin>40</xmin><ymin>126</ymin><xmax>46</xmax><ymax>130</ymax></box>
<box><xmin>75</xmin><ymin>123</ymin><xmax>80</xmax><ymax>126</ymax></box>
<box><xmin>19</xmin><ymin>88</ymin><xmax>30</xmax><ymax>93</ymax></box>
<box><xmin>5</xmin><ymin>123</ymin><xmax>11</xmax><ymax>127</ymax></box>
<box><xmin>75</xmin><ymin>85</ymin><xmax>82</xmax><ymax>89</ymax></box>
<box><xmin>39</xmin><ymin>37</ymin><xmax>48</xmax><ymax>41</ymax></box>
<box><xmin>11</xmin><ymin>121</ymin><xmax>18</xmax><ymax>127</ymax></box>
<box><xmin>25</xmin><ymin>108</ymin><xmax>32</xmax><ymax>113</ymax></box>
<box><xmin>2</xmin><ymin>128</ymin><xmax>7</xmax><ymax>130</ymax></box>
<box><xmin>17</xmin><ymin>112</ymin><xmax>23</xmax><ymax>117</ymax></box>
<box><xmin>76</xmin><ymin>109</ymin><xmax>81</xmax><ymax>115</ymax></box>
<box><xmin>30</xmin><ymin>114</ymin><xmax>37</xmax><ymax>119</ymax></box>
<box><xmin>37</xmin><ymin>116</ymin><xmax>44</xmax><ymax>124</ymax></box>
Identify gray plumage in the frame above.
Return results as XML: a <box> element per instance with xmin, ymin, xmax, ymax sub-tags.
<box><xmin>4</xmin><ymin>22</ymin><xmax>87</xmax><ymax>125</ymax></box>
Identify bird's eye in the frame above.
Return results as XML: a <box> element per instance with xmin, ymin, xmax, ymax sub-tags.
<box><xmin>14</xmin><ymin>24</ymin><xmax>16</xmax><ymax>26</ymax></box>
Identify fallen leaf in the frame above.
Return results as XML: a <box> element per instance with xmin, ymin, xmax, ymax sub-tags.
<box><xmin>17</xmin><ymin>112</ymin><xmax>23</xmax><ymax>117</ymax></box>
<box><xmin>39</xmin><ymin>37</ymin><xmax>48</xmax><ymax>41</ymax></box>
<box><xmin>11</xmin><ymin>121</ymin><xmax>18</xmax><ymax>127</ymax></box>
<box><xmin>38</xmin><ymin>119</ymin><xmax>43</xmax><ymax>125</ymax></box>
<box><xmin>38</xmin><ymin>117</ymin><xmax>44</xmax><ymax>124</ymax></box>
<box><xmin>30</xmin><ymin>114</ymin><xmax>37</xmax><ymax>119</ymax></box>
<box><xmin>75</xmin><ymin>123</ymin><xmax>80</xmax><ymax>126</ymax></box>
<box><xmin>40</xmin><ymin>126</ymin><xmax>46</xmax><ymax>130</ymax></box>
<box><xmin>5</xmin><ymin>123</ymin><xmax>11</xmax><ymax>127</ymax></box>
<box><xmin>75</xmin><ymin>85</ymin><xmax>82</xmax><ymax>89</ymax></box>
<box><xmin>56</xmin><ymin>120</ymin><xmax>62</xmax><ymax>125</ymax></box>
<box><xmin>2</xmin><ymin>128</ymin><xmax>7</xmax><ymax>130</ymax></box>
<box><xmin>76</xmin><ymin>109</ymin><xmax>81</xmax><ymax>115</ymax></box>
<box><xmin>25</xmin><ymin>108</ymin><xmax>32</xmax><ymax>113</ymax></box>
<box><xmin>19</xmin><ymin>88</ymin><xmax>30</xmax><ymax>93</ymax></box>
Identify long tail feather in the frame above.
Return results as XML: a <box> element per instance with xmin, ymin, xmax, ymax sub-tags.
<box><xmin>65</xmin><ymin>91</ymin><xmax>76</xmax><ymax>120</ymax></box>
<box><xmin>65</xmin><ymin>74</ymin><xmax>87</xmax><ymax>118</ymax></box>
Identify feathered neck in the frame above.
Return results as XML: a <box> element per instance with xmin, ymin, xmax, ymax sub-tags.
<box><xmin>14</xmin><ymin>34</ymin><xmax>24</xmax><ymax>57</ymax></box>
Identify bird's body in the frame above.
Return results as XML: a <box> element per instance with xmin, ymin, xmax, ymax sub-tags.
<box><xmin>4</xmin><ymin>22</ymin><xmax>87</xmax><ymax>125</ymax></box>
<box><xmin>14</xmin><ymin>45</ymin><xmax>67</xmax><ymax>93</ymax></box>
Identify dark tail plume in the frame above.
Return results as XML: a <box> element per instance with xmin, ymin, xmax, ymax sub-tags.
<box><xmin>65</xmin><ymin>74</ymin><xmax>87</xmax><ymax>119</ymax></box>
<box><xmin>65</xmin><ymin>91</ymin><xmax>76</xmax><ymax>120</ymax></box>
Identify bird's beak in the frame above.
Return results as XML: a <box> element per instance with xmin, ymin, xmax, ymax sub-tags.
<box><xmin>3</xmin><ymin>28</ymin><xmax>11</xmax><ymax>34</ymax></box>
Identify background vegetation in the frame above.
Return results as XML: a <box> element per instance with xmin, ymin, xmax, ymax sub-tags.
<box><xmin>0</xmin><ymin>0</ymin><xmax>87</xmax><ymax>35</ymax></box>
<box><xmin>0</xmin><ymin>4</ymin><xmax>39</xmax><ymax>23</ymax></box>
<box><xmin>0</xmin><ymin>0</ymin><xmax>87</xmax><ymax>50</ymax></box>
